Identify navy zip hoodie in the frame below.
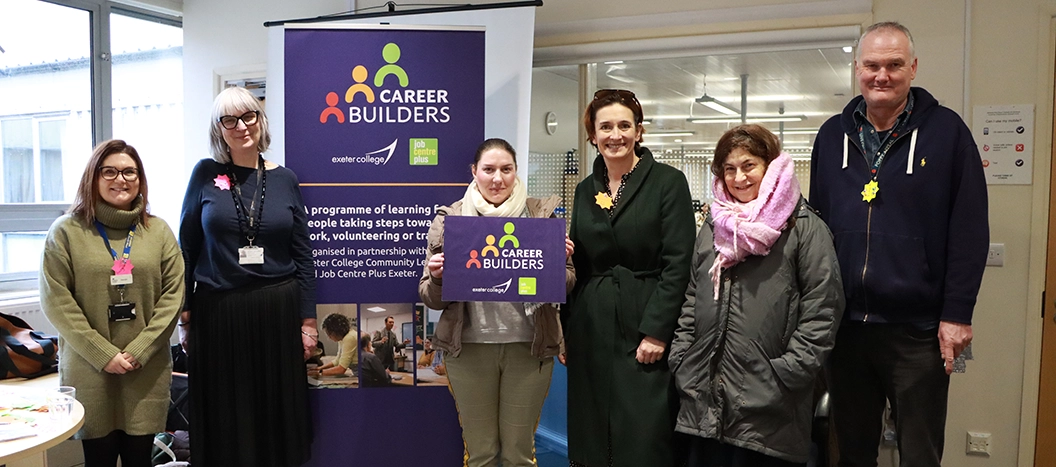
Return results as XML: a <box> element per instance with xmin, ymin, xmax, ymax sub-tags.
<box><xmin>809</xmin><ymin>87</ymin><xmax>988</xmax><ymax>325</ymax></box>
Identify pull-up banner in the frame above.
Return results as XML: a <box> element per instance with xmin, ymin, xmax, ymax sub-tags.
<box><xmin>285</xmin><ymin>25</ymin><xmax>483</xmax><ymax>303</ymax></box>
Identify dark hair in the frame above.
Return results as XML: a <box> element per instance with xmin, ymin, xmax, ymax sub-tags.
<box><xmin>360</xmin><ymin>332</ymin><xmax>373</xmax><ymax>350</ymax></box>
<box><xmin>583</xmin><ymin>89</ymin><xmax>645</xmax><ymax>151</ymax></box>
<box><xmin>710</xmin><ymin>124</ymin><xmax>782</xmax><ymax>179</ymax></box>
<box><xmin>68</xmin><ymin>139</ymin><xmax>150</xmax><ymax>227</ymax></box>
<box><xmin>473</xmin><ymin>138</ymin><xmax>517</xmax><ymax>167</ymax></box>
<box><xmin>321</xmin><ymin>313</ymin><xmax>352</xmax><ymax>339</ymax></box>
<box><xmin>385</xmin><ymin>316</ymin><xmax>394</xmax><ymax>323</ymax></box>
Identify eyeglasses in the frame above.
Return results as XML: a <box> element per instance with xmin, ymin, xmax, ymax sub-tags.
<box><xmin>218</xmin><ymin>111</ymin><xmax>260</xmax><ymax>130</ymax></box>
<box><xmin>99</xmin><ymin>166</ymin><xmax>139</xmax><ymax>181</ymax></box>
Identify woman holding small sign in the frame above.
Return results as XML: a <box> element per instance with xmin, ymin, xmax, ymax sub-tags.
<box><xmin>179</xmin><ymin>87</ymin><xmax>316</xmax><ymax>466</ymax></box>
<box><xmin>40</xmin><ymin>139</ymin><xmax>184</xmax><ymax>466</ymax></box>
<box><xmin>566</xmin><ymin>89</ymin><xmax>696</xmax><ymax>467</ymax></box>
<box><xmin>419</xmin><ymin>137</ymin><xmax>575</xmax><ymax>467</ymax></box>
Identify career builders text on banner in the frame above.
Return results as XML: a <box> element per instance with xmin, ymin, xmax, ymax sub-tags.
<box><xmin>442</xmin><ymin>216</ymin><xmax>567</xmax><ymax>303</ymax></box>
<box><xmin>284</xmin><ymin>26</ymin><xmax>484</xmax><ymax>303</ymax></box>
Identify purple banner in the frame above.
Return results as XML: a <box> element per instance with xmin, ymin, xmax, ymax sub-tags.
<box><xmin>442</xmin><ymin>216</ymin><xmax>567</xmax><ymax>303</ymax></box>
<box><xmin>285</xmin><ymin>26</ymin><xmax>485</xmax><ymax>467</ymax></box>
<box><xmin>285</xmin><ymin>26</ymin><xmax>484</xmax><ymax>303</ymax></box>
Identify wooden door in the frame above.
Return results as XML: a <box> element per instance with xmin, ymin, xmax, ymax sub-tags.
<box><xmin>1034</xmin><ymin>57</ymin><xmax>1056</xmax><ymax>465</ymax></box>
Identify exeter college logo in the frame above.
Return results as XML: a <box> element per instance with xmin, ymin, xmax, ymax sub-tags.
<box><xmin>466</xmin><ymin>221</ymin><xmax>541</xmax><ymax>296</ymax></box>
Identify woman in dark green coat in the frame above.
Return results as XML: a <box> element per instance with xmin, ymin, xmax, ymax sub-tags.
<box><xmin>565</xmin><ymin>89</ymin><xmax>696</xmax><ymax>467</ymax></box>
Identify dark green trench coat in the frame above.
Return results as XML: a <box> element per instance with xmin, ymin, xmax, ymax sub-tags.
<box><xmin>565</xmin><ymin>147</ymin><xmax>695</xmax><ymax>467</ymax></box>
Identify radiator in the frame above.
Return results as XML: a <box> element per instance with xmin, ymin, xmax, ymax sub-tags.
<box><xmin>0</xmin><ymin>297</ymin><xmax>58</xmax><ymax>336</ymax></box>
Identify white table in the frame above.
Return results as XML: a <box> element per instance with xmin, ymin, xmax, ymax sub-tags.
<box><xmin>0</xmin><ymin>373</ymin><xmax>85</xmax><ymax>467</ymax></box>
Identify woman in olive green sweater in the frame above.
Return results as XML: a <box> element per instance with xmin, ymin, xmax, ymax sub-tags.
<box><xmin>39</xmin><ymin>139</ymin><xmax>184</xmax><ymax>467</ymax></box>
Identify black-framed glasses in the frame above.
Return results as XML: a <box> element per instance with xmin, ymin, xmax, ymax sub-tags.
<box><xmin>99</xmin><ymin>166</ymin><xmax>139</xmax><ymax>181</ymax></box>
<box><xmin>218</xmin><ymin>111</ymin><xmax>260</xmax><ymax>130</ymax></box>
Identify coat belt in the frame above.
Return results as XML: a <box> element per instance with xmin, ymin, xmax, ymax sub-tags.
<box><xmin>592</xmin><ymin>265</ymin><xmax>662</xmax><ymax>349</ymax></box>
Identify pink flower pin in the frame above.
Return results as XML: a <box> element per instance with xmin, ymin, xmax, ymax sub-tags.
<box><xmin>214</xmin><ymin>174</ymin><xmax>231</xmax><ymax>191</ymax></box>
<box><xmin>112</xmin><ymin>259</ymin><xmax>134</xmax><ymax>275</ymax></box>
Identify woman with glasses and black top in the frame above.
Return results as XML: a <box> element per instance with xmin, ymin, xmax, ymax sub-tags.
<box><xmin>565</xmin><ymin>89</ymin><xmax>695</xmax><ymax>467</ymax></box>
<box><xmin>179</xmin><ymin>86</ymin><xmax>316</xmax><ymax>466</ymax></box>
<box><xmin>41</xmin><ymin>139</ymin><xmax>184</xmax><ymax>466</ymax></box>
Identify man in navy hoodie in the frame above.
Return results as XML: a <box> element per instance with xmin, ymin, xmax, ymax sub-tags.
<box><xmin>809</xmin><ymin>21</ymin><xmax>988</xmax><ymax>466</ymax></box>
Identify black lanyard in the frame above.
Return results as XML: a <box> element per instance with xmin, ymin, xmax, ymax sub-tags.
<box><xmin>228</xmin><ymin>155</ymin><xmax>267</xmax><ymax>245</ymax></box>
<box><xmin>858</xmin><ymin>98</ymin><xmax>914</xmax><ymax>180</ymax></box>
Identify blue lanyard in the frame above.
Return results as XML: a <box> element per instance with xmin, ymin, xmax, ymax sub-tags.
<box><xmin>95</xmin><ymin>221</ymin><xmax>137</xmax><ymax>266</ymax></box>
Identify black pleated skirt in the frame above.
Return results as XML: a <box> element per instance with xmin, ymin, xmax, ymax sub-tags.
<box><xmin>188</xmin><ymin>277</ymin><xmax>312</xmax><ymax>466</ymax></box>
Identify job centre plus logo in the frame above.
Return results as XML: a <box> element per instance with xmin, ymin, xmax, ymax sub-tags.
<box><xmin>318</xmin><ymin>42</ymin><xmax>447</xmax><ymax>167</ymax></box>
<box><xmin>466</xmin><ymin>221</ymin><xmax>544</xmax><ymax>296</ymax></box>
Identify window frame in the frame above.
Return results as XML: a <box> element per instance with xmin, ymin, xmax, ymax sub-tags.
<box><xmin>0</xmin><ymin>0</ymin><xmax>182</xmax><ymax>292</ymax></box>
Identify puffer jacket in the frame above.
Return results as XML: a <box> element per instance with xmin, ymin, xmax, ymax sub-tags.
<box><xmin>418</xmin><ymin>196</ymin><xmax>574</xmax><ymax>359</ymax></box>
<box><xmin>669</xmin><ymin>198</ymin><xmax>844</xmax><ymax>463</ymax></box>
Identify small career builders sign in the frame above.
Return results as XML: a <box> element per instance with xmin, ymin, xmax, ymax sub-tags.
<box><xmin>442</xmin><ymin>216</ymin><xmax>567</xmax><ymax>303</ymax></box>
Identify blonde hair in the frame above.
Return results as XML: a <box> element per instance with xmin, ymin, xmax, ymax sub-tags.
<box><xmin>208</xmin><ymin>87</ymin><xmax>271</xmax><ymax>163</ymax></box>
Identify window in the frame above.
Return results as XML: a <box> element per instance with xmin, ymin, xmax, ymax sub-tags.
<box><xmin>0</xmin><ymin>0</ymin><xmax>182</xmax><ymax>292</ymax></box>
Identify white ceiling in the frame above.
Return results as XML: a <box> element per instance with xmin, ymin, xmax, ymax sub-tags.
<box><xmin>540</xmin><ymin>45</ymin><xmax>856</xmax><ymax>154</ymax></box>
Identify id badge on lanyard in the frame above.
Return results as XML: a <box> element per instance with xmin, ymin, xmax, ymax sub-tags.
<box><xmin>230</xmin><ymin>157</ymin><xmax>267</xmax><ymax>265</ymax></box>
<box><xmin>239</xmin><ymin>245</ymin><xmax>265</xmax><ymax>264</ymax></box>
<box><xmin>96</xmin><ymin>221</ymin><xmax>137</xmax><ymax>321</ymax></box>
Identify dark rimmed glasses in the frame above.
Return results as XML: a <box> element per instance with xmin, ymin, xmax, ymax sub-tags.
<box><xmin>99</xmin><ymin>166</ymin><xmax>139</xmax><ymax>181</ymax></box>
<box><xmin>218</xmin><ymin>111</ymin><xmax>260</xmax><ymax>130</ymax></box>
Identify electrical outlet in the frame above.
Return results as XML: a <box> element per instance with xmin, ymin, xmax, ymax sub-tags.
<box><xmin>987</xmin><ymin>243</ymin><xmax>1004</xmax><ymax>266</ymax></box>
<box><xmin>967</xmin><ymin>431</ymin><xmax>991</xmax><ymax>456</ymax></box>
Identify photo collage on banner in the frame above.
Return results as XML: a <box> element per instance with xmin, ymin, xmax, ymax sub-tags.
<box><xmin>285</xmin><ymin>25</ymin><xmax>484</xmax><ymax>389</ymax></box>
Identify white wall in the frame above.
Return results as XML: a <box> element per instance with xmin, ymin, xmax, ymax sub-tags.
<box><xmin>528</xmin><ymin>67</ymin><xmax>579</xmax><ymax>155</ymax></box>
<box><xmin>181</xmin><ymin>0</ymin><xmax>349</xmax><ymax>177</ymax></box>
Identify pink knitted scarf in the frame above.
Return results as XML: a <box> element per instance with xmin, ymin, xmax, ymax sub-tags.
<box><xmin>709</xmin><ymin>152</ymin><xmax>801</xmax><ymax>299</ymax></box>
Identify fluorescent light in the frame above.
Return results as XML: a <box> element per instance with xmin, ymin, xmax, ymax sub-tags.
<box><xmin>367</xmin><ymin>306</ymin><xmax>386</xmax><ymax>313</ymax></box>
<box><xmin>843</xmin><ymin>46</ymin><xmax>853</xmax><ymax>53</ymax></box>
<box><xmin>673</xmin><ymin>139</ymin><xmax>683</xmax><ymax>143</ymax></box>
<box><xmin>604</xmin><ymin>60</ymin><xmax>624</xmax><ymax>64</ymax></box>
<box><xmin>701</xmin><ymin>100</ymin><xmax>739</xmax><ymax>116</ymax></box>
<box><xmin>712</xmin><ymin>94</ymin><xmax>805</xmax><ymax>103</ymax></box>
<box><xmin>647</xmin><ymin>141</ymin><xmax>716</xmax><ymax>146</ymax></box>
<box><xmin>774</xmin><ymin>129</ymin><xmax>819</xmax><ymax>135</ymax></box>
<box><xmin>695</xmin><ymin>94</ymin><xmax>740</xmax><ymax>116</ymax></box>
<box><xmin>688</xmin><ymin>115</ymin><xmax>807</xmax><ymax>124</ymax></box>
<box><xmin>643</xmin><ymin>131</ymin><xmax>694</xmax><ymax>137</ymax></box>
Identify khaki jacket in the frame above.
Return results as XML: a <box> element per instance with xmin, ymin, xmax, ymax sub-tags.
<box><xmin>418</xmin><ymin>196</ymin><xmax>574</xmax><ymax>359</ymax></box>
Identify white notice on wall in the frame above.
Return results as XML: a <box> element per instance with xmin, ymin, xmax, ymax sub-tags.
<box><xmin>973</xmin><ymin>105</ymin><xmax>1033</xmax><ymax>185</ymax></box>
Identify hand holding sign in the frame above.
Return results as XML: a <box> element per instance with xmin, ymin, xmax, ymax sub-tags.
<box><xmin>428</xmin><ymin>253</ymin><xmax>445</xmax><ymax>279</ymax></box>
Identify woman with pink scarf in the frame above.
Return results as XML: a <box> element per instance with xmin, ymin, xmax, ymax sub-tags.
<box><xmin>669</xmin><ymin>124</ymin><xmax>845</xmax><ymax>467</ymax></box>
